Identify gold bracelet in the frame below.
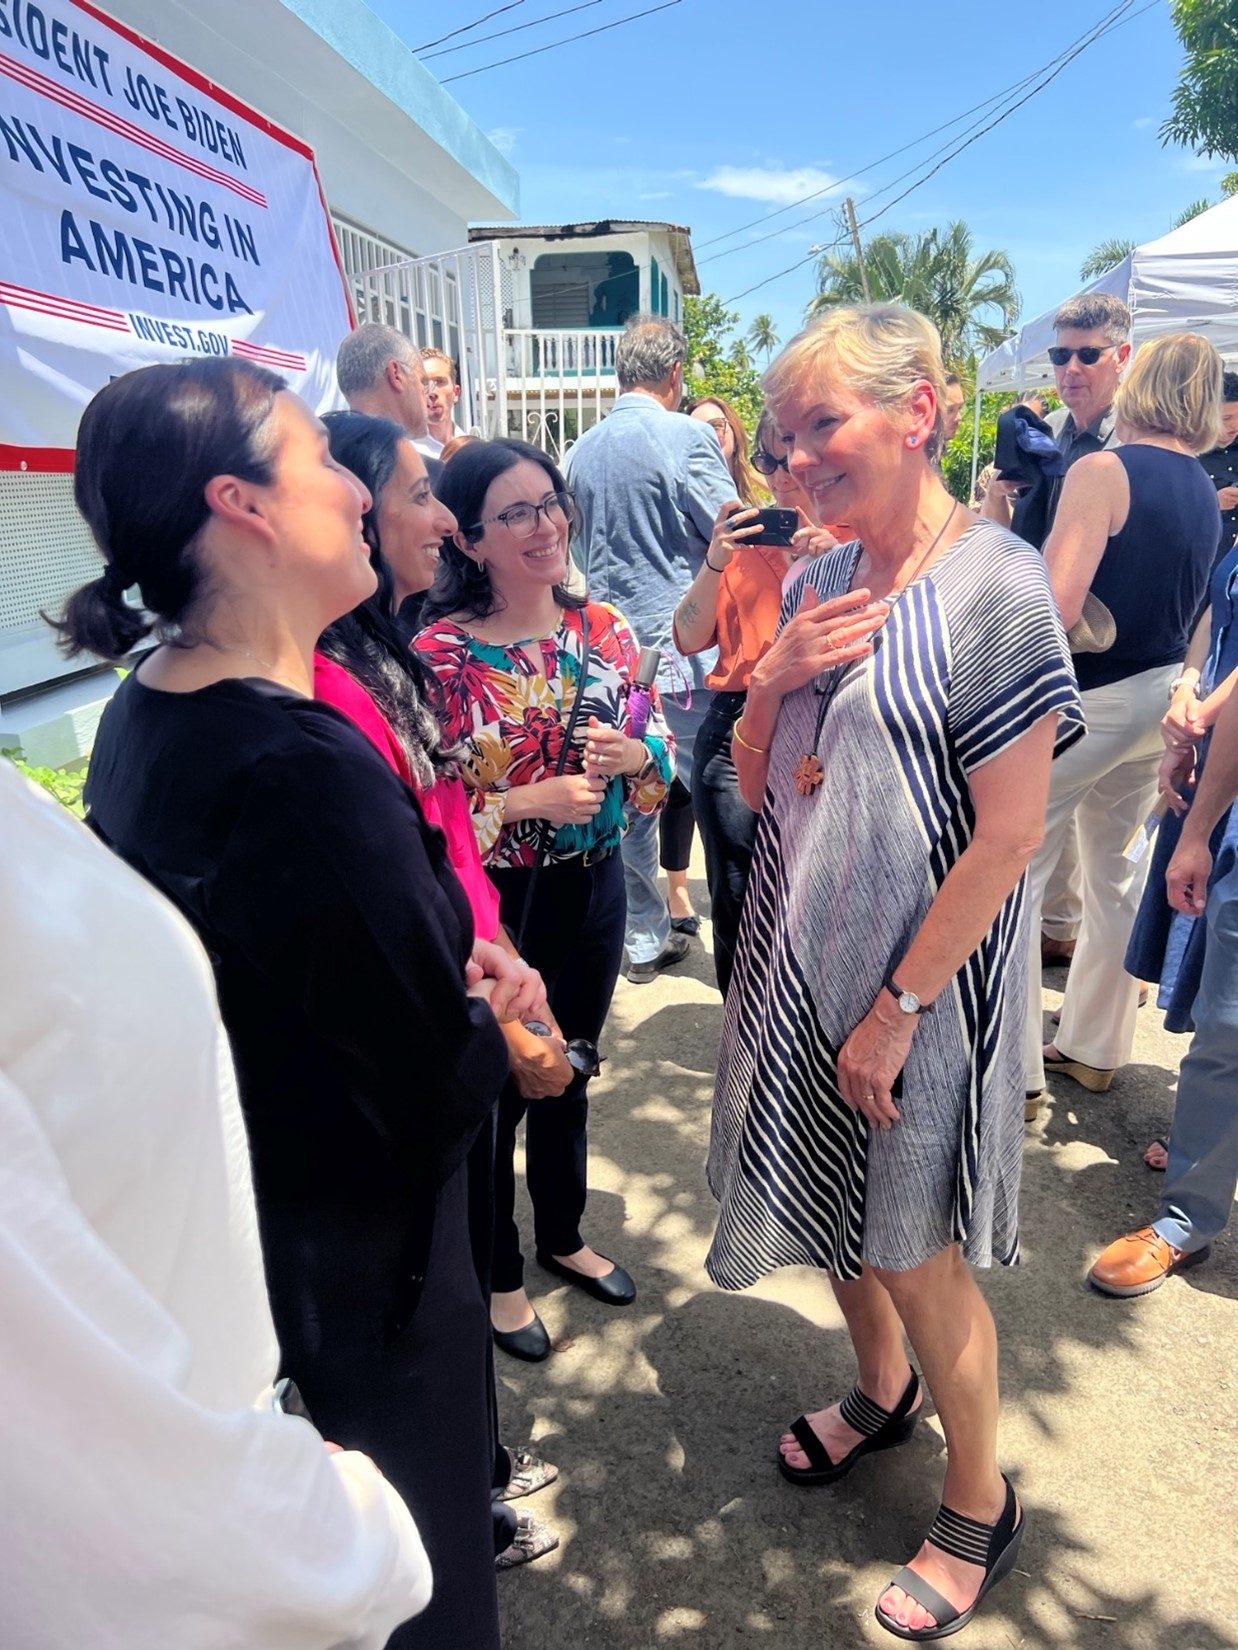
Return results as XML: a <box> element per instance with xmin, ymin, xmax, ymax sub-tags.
<box><xmin>732</xmin><ymin>719</ymin><xmax>767</xmax><ymax>755</ymax></box>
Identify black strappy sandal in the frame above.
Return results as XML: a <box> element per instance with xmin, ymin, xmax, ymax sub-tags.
<box><xmin>874</xmin><ymin>1473</ymin><xmax>1025</xmax><ymax>1641</ymax></box>
<box><xmin>778</xmin><ymin>1369</ymin><xmax>921</xmax><ymax>1486</ymax></box>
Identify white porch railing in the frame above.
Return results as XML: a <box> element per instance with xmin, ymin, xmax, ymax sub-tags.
<box><xmin>345</xmin><ymin>242</ymin><xmax>626</xmax><ymax>462</ymax></box>
<box><xmin>500</xmin><ymin>328</ymin><xmax>621</xmax><ymax>460</ymax></box>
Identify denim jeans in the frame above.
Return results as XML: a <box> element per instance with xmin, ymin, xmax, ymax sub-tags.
<box><xmin>692</xmin><ymin>692</ymin><xmax>758</xmax><ymax>997</ymax></box>
<box><xmin>621</xmin><ymin>669</ymin><xmax>703</xmax><ymax>962</ymax></box>
<box><xmin>1155</xmin><ymin>857</ymin><xmax>1238</xmax><ymax>1252</ymax></box>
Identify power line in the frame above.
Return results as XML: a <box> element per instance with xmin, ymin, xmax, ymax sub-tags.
<box><xmin>441</xmin><ymin>0</ymin><xmax>682</xmax><ymax>81</ymax></box>
<box><xmin>423</xmin><ymin>0</ymin><xmax>602</xmax><ymax>59</ymax></box>
<box><xmin>722</xmin><ymin>0</ymin><xmax>1153</xmax><ymax>305</ymax></box>
<box><xmin>701</xmin><ymin>0</ymin><xmax>1141</xmax><ymax>266</ymax></box>
<box><xmin>856</xmin><ymin>0</ymin><xmax>1157</xmax><ymax>235</ymax></box>
<box><xmin>413</xmin><ymin>3</ymin><xmax>525</xmax><ymax>54</ymax></box>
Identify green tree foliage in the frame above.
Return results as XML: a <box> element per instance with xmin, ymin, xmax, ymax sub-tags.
<box><xmin>1079</xmin><ymin>238</ymin><xmax>1136</xmax><ymax>280</ymax></box>
<box><xmin>747</xmin><ymin>313</ymin><xmax>780</xmax><ymax>361</ymax></box>
<box><xmin>1162</xmin><ymin>0</ymin><xmax>1238</xmax><ymax>161</ymax></box>
<box><xmin>1223</xmin><ymin>171</ymin><xmax>1238</xmax><ymax>195</ymax></box>
<box><xmin>682</xmin><ymin>293</ymin><xmax>764</xmax><ymax>431</ymax></box>
<box><xmin>808</xmin><ymin>220</ymin><xmax>1019</xmax><ymax>369</ymax></box>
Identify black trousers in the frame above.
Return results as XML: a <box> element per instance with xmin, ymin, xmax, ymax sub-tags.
<box><xmin>490</xmin><ymin>850</ymin><xmax>626</xmax><ymax>1292</ymax></box>
<box><xmin>265</xmin><ymin>1158</ymin><xmax>500</xmax><ymax>1650</ymax></box>
<box><xmin>659</xmin><ymin>774</ymin><xmax>696</xmax><ymax>873</ymax></box>
<box><xmin>692</xmin><ymin>692</ymin><xmax>759</xmax><ymax>998</ymax></box>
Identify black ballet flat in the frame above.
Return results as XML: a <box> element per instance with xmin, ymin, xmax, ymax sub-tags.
<box><xmin>492</xmin><ymin>1314</ymin><xmax>551</xmax><ymax>1362</ymax></box>
<box><xmin>536</xmin><ymin>1251</ymin><xmax>636</xmax><ymax>1305</ymax></box>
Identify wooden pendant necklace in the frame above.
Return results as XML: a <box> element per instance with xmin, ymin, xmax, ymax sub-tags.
<box><xmin>794</xmin><ymin>502</ymin><xmax>958</xmax><ymax>797</ymax></box>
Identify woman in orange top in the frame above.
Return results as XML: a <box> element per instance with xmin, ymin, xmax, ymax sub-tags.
<box><xmin>674</xmin><ymin>411</ymin><xmax>838</xmax><ymax>994</ymax></box>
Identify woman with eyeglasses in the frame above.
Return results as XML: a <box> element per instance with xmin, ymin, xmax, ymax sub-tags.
<box><xmin>672</xmin><ymin>409</ymin><xmax>839</xmax><ymax>994</ymax></box>
<box><xmin>1024</xmin><ymin>333</ymin><xmax>1224</xmax><ymax>1104</ymax></box>
<box><xmin>688</xmin><ymin>395</ymin><xmax>764</xmax><ymax>508</ymax></box>
<box><xmin>415</xmin><ymin>439</ymin><xmax>674</xmax><ymax>1359</ymax></box>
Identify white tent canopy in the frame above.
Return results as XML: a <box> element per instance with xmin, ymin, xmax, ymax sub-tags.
<box><xmin>977</xmin><ymin>193</ymin><xmax>1238</xmax><ymax>390</ymax></box>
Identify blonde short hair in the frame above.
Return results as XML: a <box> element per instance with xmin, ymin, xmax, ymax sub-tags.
<box><xmin>762</xmin><ymin>303</ymin><xmax>948</xmax><ymax>459</ymax></box>
<box><xmin>1114</xmin><ymin>332</ymin><xmax>1224</xmax><ymax>454</ymax></box>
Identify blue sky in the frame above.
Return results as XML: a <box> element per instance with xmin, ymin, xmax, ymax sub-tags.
<box><xmin>371</xmin><ymin>0</ymin><xmax>1231</xmax><ymax>355</ymax></box>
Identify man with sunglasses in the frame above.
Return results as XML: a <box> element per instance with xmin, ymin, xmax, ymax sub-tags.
<box><xmin>982</xmin><ymin>293</ymin><xmax>1132</xmax><ymax>550</ymax></box>
<box><xmin>982</xmin><ymin>296</ymin><xmax>1131</xmax><ymax>982</ymax></box>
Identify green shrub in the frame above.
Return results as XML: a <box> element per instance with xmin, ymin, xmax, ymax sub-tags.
<box><xmin>4</xmin><ymin>753</ymin><xmax>88</xmax><ymax>818</ymax></box>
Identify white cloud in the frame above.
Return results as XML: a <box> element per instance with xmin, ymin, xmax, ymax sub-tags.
<box><xmin>695</xmin><ymin>165</ymin><xmax>843</xmax><ymax>206</ymax></box>
<box><xmin>486</xmin><ymin>126</ymin><xmax>522</xmax><ymax>155</ymax></box>
<box><xmin>1179</xmin><ymin>150</ymin><xmax>1228</xmax><ymax>173</ymax></box>
<box><xmin>638</xmin><ymin>190</ymin><xmax>673</xmax><ymax>201</ymax></box>
<box><xmin>1131</xmin><ymin>115</ymin><xmax>1156</xmax><ymax>130</ymax></box>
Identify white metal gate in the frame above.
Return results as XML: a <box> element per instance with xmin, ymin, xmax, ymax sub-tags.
<box><xmin>351</xmin><ymin>240</ymin><xmax>510</xmax><ymax>440</ymax></box>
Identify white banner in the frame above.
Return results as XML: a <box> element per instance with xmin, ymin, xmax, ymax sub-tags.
<box><xmin>0</xmin><ymin>0</ymin><xmax>353</xmax><ymax>467</ymax></box>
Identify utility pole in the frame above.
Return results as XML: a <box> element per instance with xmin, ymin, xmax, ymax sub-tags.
<box><xmin>844</xmin><ymin>196</ymin><xmax>870</xmax><ymax>303</ymax></box>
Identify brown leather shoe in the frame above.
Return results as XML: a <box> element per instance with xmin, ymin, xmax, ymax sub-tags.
<box><xmin>1040</xmin><ymin>934</ymin><xmax>1076</xmax><ymax>968</ymax></box>
<box><xmin>1088</xmin><ymin>1226</ymin><xmax>1211</xmax><ymax>1297</ymax></box>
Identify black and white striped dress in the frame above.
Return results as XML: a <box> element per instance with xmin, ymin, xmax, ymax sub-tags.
<box><xmin>706</xmin><ymin>524</ymin><xmax>1083</xmax><ymax>1285</ymax></box>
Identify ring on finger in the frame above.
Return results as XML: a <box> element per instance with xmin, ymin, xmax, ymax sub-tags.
<box><xmin>826</xmin><ymin>633</ymin><xmax>841</xmax><ymax>650</ymax></box>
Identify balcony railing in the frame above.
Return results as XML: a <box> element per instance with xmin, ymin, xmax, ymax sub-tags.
<box><xmin>501</xmin><ymin>327</ymin><xmax>622</xmax><ymax>458</ymax></box>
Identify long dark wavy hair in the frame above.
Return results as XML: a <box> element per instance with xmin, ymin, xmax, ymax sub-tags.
<box><xmin>421</xmin><ymin>439</ymin><xmax>587</xmax><ymax>625</ymax></box>
<box><xmin>317</xmin><ymin>410</ymin><xmax>458</xmax><ymax>786</ymax></box>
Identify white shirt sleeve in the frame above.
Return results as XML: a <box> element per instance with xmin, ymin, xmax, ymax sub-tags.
<box><xmin>0</xmin><ymin>765</ymin><xmax>433</xmax><ymax>1649</ymax></box>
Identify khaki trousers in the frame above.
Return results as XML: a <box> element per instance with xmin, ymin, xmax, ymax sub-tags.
<box><xmin>1024</xmin><ymin>664</ymin><xmax>1177</xmax><ymax>1090</ymax></box>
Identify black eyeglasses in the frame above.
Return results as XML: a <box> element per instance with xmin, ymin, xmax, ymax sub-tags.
<box><xmin>471</xmin><ymin>490</ymin><xmax>575</xmax><ymax>539</ymax></box>
<box><xmin>752</xmin><ymin>447</ymin><xmax>790</xmax><ymax>476</ymax></box>
<box><xmin>1047</xmin><ymin>345</ymin><xmax>1115</xmax><ymax>367</ymax></box>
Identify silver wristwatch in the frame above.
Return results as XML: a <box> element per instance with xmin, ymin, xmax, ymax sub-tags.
<box><xmin>883</xmin><ymin>972</ymin><xmax>931</xmax><ymax>1015</ymax></box>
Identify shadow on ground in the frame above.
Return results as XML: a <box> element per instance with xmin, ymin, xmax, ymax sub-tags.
<box><xmin>496</xmin><ymin>906</ymin><xmax>1238</xmax><ymax>1649</ymax></box>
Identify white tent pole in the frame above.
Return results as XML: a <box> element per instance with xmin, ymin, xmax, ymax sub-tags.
<box><xmin>970</xmin><ymin>381</ymin><xmax>983</xmax><ymax>496</ymax></box>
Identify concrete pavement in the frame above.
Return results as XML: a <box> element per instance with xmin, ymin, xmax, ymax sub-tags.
<box><xmin>497</xmin><ymin>874</ymin><xmax>1238</xmax><ymax>1649</ymax></box>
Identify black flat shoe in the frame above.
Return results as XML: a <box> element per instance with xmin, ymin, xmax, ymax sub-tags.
<box><xmin>536</xmin><ymin>1251</ymin><xmax>636</xmax><ymax>1305</ymax></box>
<box><xmin>874</xmin><ymin>1473</ymin><xmax>1025</xmax><ymax>1641</ymax></box>
<box><xmin>671</xmin><ymin>914</ymin><xmax>701</xmax><ymax>936</ymax></box>
<box><xmin>779</xmin><ymin>1368</ymin><xmax>921</xmax><ymax>1486</ymax></box>
<box><xmin>492</xmin><ymin>1314</ymin><xmax>551</xmax><ymax>1362</ymax></box>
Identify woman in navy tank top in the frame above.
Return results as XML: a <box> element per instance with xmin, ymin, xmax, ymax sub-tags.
<box><xmin>1023</xmin><ymin>332</ymin><xmax>1224</xmax><ymax>1099</ymax></box>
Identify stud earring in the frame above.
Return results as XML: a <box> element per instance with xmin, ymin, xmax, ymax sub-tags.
<box><xmin>907</xmin><ymin>436</ymin><xmax>919</xmax><ymax>447</ymax></box>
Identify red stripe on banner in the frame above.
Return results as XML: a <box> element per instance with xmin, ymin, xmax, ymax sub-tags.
<box><xmin>0</xmin><ymin>52</ymin><xmax>267</xmax><ymax>207</ymax></box>
<box><xmin>232</xmin><ymin>340</ymin><xmax>308</xmax><ymax>370</ymax></box>
<box><xmin>0</xmin><ymin>445</ymin><xmax>76</xmax><ymax>473</ymax></box>
<box><xmin>1</xmin><ymin>292</ymin><xmax>131</xmax><ymax>333</ymax></box>
<box><xmin>70</xmin><ymin>0</ymin><xmax>318</xmax><ymax>163</ymax></box>
<box><xmin>0</xmin><ymin>280</ymin><xmax>128</xmax><ymax>325</ymax></box>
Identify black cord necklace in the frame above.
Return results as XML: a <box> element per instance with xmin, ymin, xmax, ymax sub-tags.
<box><xmin>793</xmin><ymin>502</ymin><xmax>958</xmax><ymax>798</ymax></box>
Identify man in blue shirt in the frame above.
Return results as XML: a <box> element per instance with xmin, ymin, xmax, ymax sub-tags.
<box><xmin>566</xmin><ymin>316</ymin><xmax>734</xmax><ymax>980</ymax></box>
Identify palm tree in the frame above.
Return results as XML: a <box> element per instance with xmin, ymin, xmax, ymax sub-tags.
<box><xmin>747</xmin><ymin>313</ymin><xmax>780</xmax><ymax>361</ymax></box>
<box><xmin>1080</xmin><ymin>238</ymin><xmax>1136</xmax><ymax>281</ymax></box>
<box><xmin>730</xmin><ymin>337</ymin><xmax>753</xmax><ymax>370</ymax></box>
<box><xmin>807</xmin><ymin>220</ymin><xmax>1018</xmax><ymax>368</ymax></box>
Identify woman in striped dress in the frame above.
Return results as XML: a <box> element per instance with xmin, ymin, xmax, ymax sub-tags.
<box><xmin>706</xmin><ymin>306</ymin><xmax>1083</xmax><ymax>1641</ymax></box>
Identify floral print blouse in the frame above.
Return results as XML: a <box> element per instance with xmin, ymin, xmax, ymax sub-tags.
<box><xmin>414</xmin><ymin>602</ymin><xmax>674</xmax><ymax>870</ymax></box>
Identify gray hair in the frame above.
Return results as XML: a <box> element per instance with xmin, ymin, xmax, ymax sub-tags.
<box><xmin>1052</xmin><ymin>293</ymin><xmax>1131</xmax><ymax>345</ymax></box>
<box><xmin>616</xmin><ymin>315</ymin><xmax>686</xmax><ymax>390</ymax></box>
<box><xmin>336</xmin><ymin>323</ymin><xmax>421</xmax><ymax>400</ymax></box>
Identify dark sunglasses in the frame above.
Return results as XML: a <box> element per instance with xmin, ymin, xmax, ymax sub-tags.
<box><xmin>752</xmin><ymin>447</ymin><xmax>790</xmax><ymax>476</ymax></box>
<box><xmin>1047</xmin><ymin>345</ymin><xmax>1114</xmax><ymax>367</ymax></box>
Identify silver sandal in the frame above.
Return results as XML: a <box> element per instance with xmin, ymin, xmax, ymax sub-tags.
<box><xmin>495</xmin><ymin>1510</ymin><xmax>560</xmax><ymax>1570</ymax></box>
<box><xmin>495</xmin><ymin>1445</ymin><xmax>559</xmax><ymax>1502</ymax></box>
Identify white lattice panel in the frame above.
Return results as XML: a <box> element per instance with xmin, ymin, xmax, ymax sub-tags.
<box><xmin>0</xmin><ymin>471</ymin><xmax>100</xmax><ymax>634</ymax></box>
